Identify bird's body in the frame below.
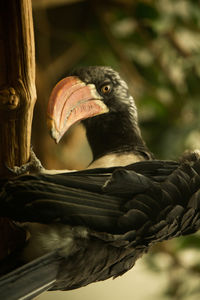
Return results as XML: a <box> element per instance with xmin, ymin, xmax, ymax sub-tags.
<box><xmin>1</xmin><ymin>156</ymin><xmax>200</xmax><ymax>290</ymax></box>
<box><xmin>1</xmin><ymin>66</ymin><xmax>200</xmax><ymax>293</ymax></box>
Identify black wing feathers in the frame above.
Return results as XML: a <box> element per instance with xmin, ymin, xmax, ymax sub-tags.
<box><xmin>1</xmin><ymin>158</ymin><xmax>200</xmax><ymax>242</ymax></box>
<box><xmin>1</xmin><ymin>179</ymin><xmax>123</xmax><ymax>232</ymax></box>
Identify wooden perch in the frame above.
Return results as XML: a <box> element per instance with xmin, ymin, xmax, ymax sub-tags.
<box><xmin>0</xmin><ymin>0</ymin><xmax>36</xmax><ymax>260</ymax></box>
<box><xmin>0</xmin><ymin>0</ymin><xmax>36</xmax><ymax>177</ymax></box>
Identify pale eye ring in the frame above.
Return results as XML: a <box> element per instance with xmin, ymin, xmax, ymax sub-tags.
<box><xmin>101</xmin><ymin>84</ymin><xmax>111</xmax><ymax>94</ymax></box>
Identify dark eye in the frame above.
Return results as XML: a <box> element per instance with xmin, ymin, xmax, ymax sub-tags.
<box><xmin>101</xmin><ymin>84</ymin><xmax>111</xmax><ymax>94</ymax></box>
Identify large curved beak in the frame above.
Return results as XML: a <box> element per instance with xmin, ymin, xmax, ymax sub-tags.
<box><xmin>47</xmin><ymin>76</ymin><xmax>109</xmax><ymax>143</ymax></box>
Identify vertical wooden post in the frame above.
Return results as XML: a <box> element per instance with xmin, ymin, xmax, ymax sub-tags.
<box><xmin>0</xmin><ymin>0</ymin><xmax>36</xmax><ymax>260</ymax></box>
<box><xmin>0</xmin><ymin>0</ymin><xmax>36</xmax><ymax>177</ymax></box>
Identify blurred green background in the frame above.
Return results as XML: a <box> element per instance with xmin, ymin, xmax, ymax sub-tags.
<box><xmin>31</xmin><ymin>0</ymin><xmax>200</xmax><ymax>299</ymax></box>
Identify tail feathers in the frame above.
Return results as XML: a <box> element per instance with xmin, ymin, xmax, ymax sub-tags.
<box><xmin>0</xmin><ymin>251</ymin><xmax>59</xmax><ymax>300</ymax></box>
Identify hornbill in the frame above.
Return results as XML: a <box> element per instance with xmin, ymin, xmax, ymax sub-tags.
<box><xmin>0</xmin><ymin>66</ymin><xmax>200</xmax><ymax>297</ymax></box>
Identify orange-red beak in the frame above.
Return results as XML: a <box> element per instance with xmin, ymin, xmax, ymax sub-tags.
<box><xmin>47</xmin><ymin>76</ymin><xmax>109</xmax><ymax>143</ymax></box>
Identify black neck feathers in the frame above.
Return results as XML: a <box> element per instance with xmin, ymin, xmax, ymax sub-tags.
<box><xmin>83</xmin><ymin>110</ymin><xmax>151</xmax><ymax>161</ymax></box>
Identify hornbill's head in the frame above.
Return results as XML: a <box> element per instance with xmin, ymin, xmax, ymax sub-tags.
<box><xmin>47</xmin><ymin>66</ymin><xmax>150</xmax><ymax>161</ymax></box>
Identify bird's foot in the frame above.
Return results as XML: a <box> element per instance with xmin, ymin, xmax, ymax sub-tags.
<box><xmin>6</xmin><ymin>149</ymin><xmax>45</xmax><ymax>176</ymax></box>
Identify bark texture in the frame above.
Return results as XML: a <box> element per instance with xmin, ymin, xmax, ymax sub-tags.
<box><xmin>0</xmin><ymin>0</ymin><xmax>36</xmax><ymax>177</ymax></box>
<box><xmin>0</xmin><ymin>0</ymin><xmax>36</xmax><ymax>260</ymax></box>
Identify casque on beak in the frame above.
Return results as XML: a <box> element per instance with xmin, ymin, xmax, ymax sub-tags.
<box><xmin>47</xmin><ymin>76</ymin><xmax>109</xmax><ymax>143</ymax></box>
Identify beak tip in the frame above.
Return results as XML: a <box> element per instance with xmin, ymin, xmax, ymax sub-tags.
<box><xmin>47</xmin><ymin>117</ymin><xmax>61</xmax><ymax>144</ymax></box>
<box><xmin>55</xmin><ymin>136</ymin><xmax>60</xmax><ymax>144</ymax></box>
<box><xmin>50</xmin><ymin>128</ymin><xmax>61</xmax><ymax>144</ymax></box>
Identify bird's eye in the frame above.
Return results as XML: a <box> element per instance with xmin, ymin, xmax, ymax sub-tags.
<box><xmin>101</xmin><ymin>84</ymin><xmax>111</xmax><ymax>94</ymax></box>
